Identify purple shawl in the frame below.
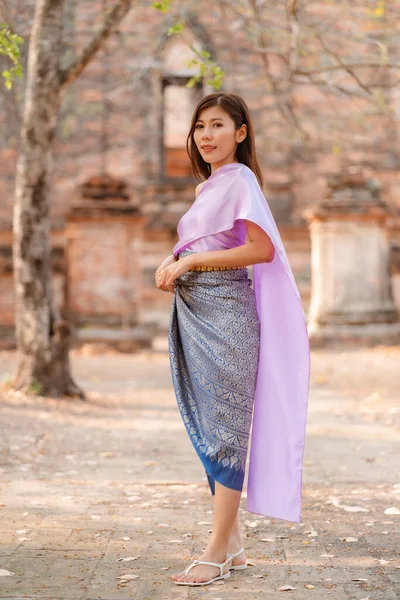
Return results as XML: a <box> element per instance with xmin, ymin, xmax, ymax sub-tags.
<box><xmin>173</xmin><ymin>162</ymin><xmax>310</xmax><ymax>522</ymax></box>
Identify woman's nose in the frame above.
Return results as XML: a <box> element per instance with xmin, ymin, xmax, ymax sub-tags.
<box><xmin>201</xmin><ymin>128</ymin><xmax>213</xmax><ymax>140</ymax></box>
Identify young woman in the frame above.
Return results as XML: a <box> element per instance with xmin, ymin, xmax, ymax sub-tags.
<box><xmin>155</xmin><ymin>92</ymin><xmax>310</xmax><ymax>587</ymax></box>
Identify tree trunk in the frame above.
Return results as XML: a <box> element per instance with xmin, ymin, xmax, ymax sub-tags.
<box><xmin>12</xmin><ymin>0</ymin><xmax>84</xmax><ymax>398</ymax></box>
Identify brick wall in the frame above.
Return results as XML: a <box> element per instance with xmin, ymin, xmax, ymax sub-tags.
<box><xmin>0</xmin><ymin>1</ymin><xmax>399</xmax><ymax>341</ymax></box>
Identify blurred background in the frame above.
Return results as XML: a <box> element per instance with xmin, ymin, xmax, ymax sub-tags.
<box><xmin>0</xmin><ymin>3</ymin><xmax>399</xmax><ymax>597</ymax></box>
<box><xmin>0</xmin><ymin>0</ymin><xmax>399</xmax><ymax>352</ymax></box>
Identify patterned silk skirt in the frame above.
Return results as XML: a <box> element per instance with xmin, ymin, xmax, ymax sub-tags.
<box><xmin>168</xmin><ymin>250</ymin><xmax>261</xmax><ymax>495</ymax></box>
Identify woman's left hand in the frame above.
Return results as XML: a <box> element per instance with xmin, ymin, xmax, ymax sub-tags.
<box><xmin>159</xmin><ymin>256</ymin><xmax>193</xmax><ymax>292</ymax></box>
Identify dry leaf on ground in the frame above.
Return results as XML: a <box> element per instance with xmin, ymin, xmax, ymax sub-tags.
<box><xmin>384</xmin><ymin>507</ymin><xmax>400</xmax><ymax>515</ymax></box>
<box><xmin>245</xmin><ymin>520</ymin><xmax>259</xmax><ymax>528</ymax></box>
<box><xmin>304</xmin><ymin>529</ymin><xmax>318</xmax><ymax>537</ymax></box>
<box><xmin>116</xmin><ymin>573</ymin><xmax>139</xmax><ymax>581</ymax></box>
<box><xmin>279</xmin><ymin>585</ymin><xmax>297</xmax><ymax>591</ymax></box>
<box><xmin>329</xmin><ymin>497</ymin><xmax>369</xmax><ymax>513</ymax></box>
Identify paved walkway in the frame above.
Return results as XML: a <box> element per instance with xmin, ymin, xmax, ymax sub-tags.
<box><xmin>0</xmin><ymin>344</ymin><xmax>399</xmax><ymax>599</ymax></box>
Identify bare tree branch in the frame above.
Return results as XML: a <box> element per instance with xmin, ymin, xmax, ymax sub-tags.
<box><xmin>252</xmin><ymin>48</ymin><xmax>289</xmax><ymax>66</ymax></box>
<box><xmin>287</xmin><ymin>0</ymin><xmax>299</xmax><ymax>74</ymax></box>
<box><xmin>218</xmin><ymin>0</ymin><xmax>290</xmax><ymax>33</ymax></box>
<box><xmin>293</xmin><ymin>78</ymin><xmax>400</xmax><ymax>92</ymax></box>
<box><xmin>59</xmin><ymin>0</ymin><xmax>134</xmax><ymax>89</ymax></box>
<box><xmin>308</xmin><ymin>19</ymin><xmax>373</xmax><ymax>96</ymax></box>
<box><xmin>0</xmin><ymin>0</ymin><xmax>15</xmax><ymax>32</ymax></box>
<box><xmin>248</xmin><ymin>0</ymin><xmax>310</xmax><ymax>141</ymax></box>
<box><xmin>295</xmin><ymin>63</ymin><xmax>398</xmax><ymax>76</ymax></box>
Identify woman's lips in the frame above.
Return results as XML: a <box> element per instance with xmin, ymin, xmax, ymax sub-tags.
<box><xmin>202</xmin><ymin>146</ymin><xmax>216</xmax><ymax>153</ymax></box>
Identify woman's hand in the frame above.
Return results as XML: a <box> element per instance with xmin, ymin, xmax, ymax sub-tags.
<box><xmin>155</xmin><ymin>254</ymin><xmax>178</xmax><ymax>293</ymax></box>
<box><xmin>155</xmin><ymin>255</ymin><xmax>193</xmax><ymax>293</ymax></box>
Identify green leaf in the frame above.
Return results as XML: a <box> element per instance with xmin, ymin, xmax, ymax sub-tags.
<box><xmin>0</xmin><ymin>22</ymin><xmax>24</xmax><ymax>89</ymax></box>
<box><xmin>152</xmin><ymin>0</ymin><xmax>171</xmax><ymax>13</ymax></box>
<box><xmin>374</xmin><ymin>88</ymin><xmax>386</xmax><ymax>110</ymax></box>
<box><xmin>184</xmin><ymin>44</ymin><xmax>225</xmax><ymax>90</ymax></box>
<box><xmin>167</xmin><ymin>23</ymin><xmax>184</xmax><ymax>36</ymax></box>
<box><xmin>186</xmin><ymin>77</ymin><xmax>197</xmax><ymax>88</ymax></box>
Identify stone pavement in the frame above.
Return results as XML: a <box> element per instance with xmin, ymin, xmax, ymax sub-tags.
<box><xmin>0</xmin><ymin>344</ymin><xmax>399</xmax><ymax>600</ymax></box>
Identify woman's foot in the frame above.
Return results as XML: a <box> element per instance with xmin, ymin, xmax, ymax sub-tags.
<box><xmin>171</xmin><ymin>548</ymin><xmax>230</xmax><ymax>584</ymax></box>
<box><xmin>227</xmin><ymin>543</ymin><xmax>247</xmax><ymax>567</ymax></box>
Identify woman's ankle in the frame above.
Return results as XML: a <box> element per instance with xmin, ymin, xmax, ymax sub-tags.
<box><xmin>227</xmin><ymin>536</ymin><xmax>243</xmax><ymax>554</ymax></box>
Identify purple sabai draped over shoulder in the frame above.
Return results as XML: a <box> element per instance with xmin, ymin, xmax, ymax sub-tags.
<box><xmin>172</xmin><ymin>162</ymin><xmax>310</xmax><ymax>522</ymax></box>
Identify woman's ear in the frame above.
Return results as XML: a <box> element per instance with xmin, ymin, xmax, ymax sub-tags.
<box><xmin>237</xmin><ymin>124</ymin><xmax>247</xmax><ymax>143</ymax></box>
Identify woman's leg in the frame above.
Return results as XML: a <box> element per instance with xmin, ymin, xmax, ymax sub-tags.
<box><xmin>206</xmin><ymin>471</ymin><xmax>246</xmax><ymax>562</ymax></box>
<box><xmin>227</xmin><ymin>510</ymin><xmax>247</xmax><ymax>564</ymax></box>
<box><xmin>172</xmin><ymin>481</ymin><xmax>241</xmax><ymax>583</ymax></box>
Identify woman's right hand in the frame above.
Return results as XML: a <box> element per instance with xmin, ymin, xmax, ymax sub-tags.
<box><xmin>155</xmin><ymin>254</ymin><xmax>178</xmax><ymax>293</ymax></box>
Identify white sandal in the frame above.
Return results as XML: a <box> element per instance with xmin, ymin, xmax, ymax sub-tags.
<box><xmin>227</xmin><ymin>547</ymin><xmax>248</xmax><ymax>571</ymax></box>
<box><xmin>174</xmin><ymin>557</ymin><xmax>231</xmax><ymax>586</ymax></box>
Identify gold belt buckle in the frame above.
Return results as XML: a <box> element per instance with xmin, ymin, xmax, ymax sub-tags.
<box><xmin>192</xmin><ymin>265</ymin><xmax>238</xmax><ymax>271</ymax></box>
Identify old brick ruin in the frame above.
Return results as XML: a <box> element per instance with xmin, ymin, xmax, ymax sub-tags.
<box><xmin>0</xmin><ymin>1</ymin><xmax>399</xmax><ymax>348</ymax></box>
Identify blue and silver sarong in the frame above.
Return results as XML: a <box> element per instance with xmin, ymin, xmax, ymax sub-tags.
<box><xmin>168</xmin><ymin>250</ymin><xmax>261</xmax><ymax>495</ymax></box>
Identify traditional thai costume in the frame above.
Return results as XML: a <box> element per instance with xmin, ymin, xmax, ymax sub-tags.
<box><xmin>168</xmin><ymin>162</ymin><xmax>310</xmax><ymax>522</ymax></box>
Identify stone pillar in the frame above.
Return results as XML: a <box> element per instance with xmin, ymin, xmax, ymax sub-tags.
<box><xmin>65</xmin><ymin>175</ymin><xmax>148</xmax><ymax>346</ymax></box>
<box><xmin>305</xmin><ymin>169</ymin><xmax>399</xmax><ymax>343</ymax></box>
<box><xmin>265</xmin><ymin>173</ymin><xmax>294</xmax><ymax>224</ymax></box>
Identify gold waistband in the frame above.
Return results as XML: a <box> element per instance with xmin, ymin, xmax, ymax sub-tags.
<box><xmin>190</xmin><ymin>265</ymin><xmax>241</xmax><ymax>271</ymax></box>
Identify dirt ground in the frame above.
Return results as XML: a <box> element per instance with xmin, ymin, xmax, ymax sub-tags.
<box><xmin>0</xmin><ymin>343</ymin><xmax>399</xmax><ymax>599</ymax></box>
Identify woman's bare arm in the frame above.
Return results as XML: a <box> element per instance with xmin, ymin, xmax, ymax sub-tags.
<box><xmin>185</xmin><ymin>219</ymin><xmax>275</xmax><ymax>269</ymax></box>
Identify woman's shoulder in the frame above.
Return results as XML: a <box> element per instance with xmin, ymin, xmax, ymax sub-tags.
<box><xmin>237</xmin><ymin>163</ymin><xmax>256</xmax><ymax>179</ymax></box>
<box><xmin>195</xmin><ymin>181</ymin><xmax>206</xmax><ymax>198</ymax></box>
<box><xmin>225</xmin><ymin>162</ymin><xmax>256</xmax><ymax>184</ymax></box>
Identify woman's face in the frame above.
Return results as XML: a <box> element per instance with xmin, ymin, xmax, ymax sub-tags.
<box><xmin>193</xmin><ymin>105</ymin><xmax>247</xmax><ymax>172</ymax></box>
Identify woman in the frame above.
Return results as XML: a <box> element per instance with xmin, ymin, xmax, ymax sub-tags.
<box><xmin>155</xmin><ymin>92</ymin><xmax>310</xmax><ymax>587</ymax></box>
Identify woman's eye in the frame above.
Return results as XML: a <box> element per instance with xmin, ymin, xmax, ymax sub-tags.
<box><xmin>195</xmin><ymin>123</ymin><xmax>222</xmax><ymax>129</ymax></box>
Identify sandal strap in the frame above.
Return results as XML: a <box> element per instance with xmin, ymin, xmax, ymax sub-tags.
<box><xmin>185</xmin><ymin>558</ymin><xmax>230</xmax><ymax>576</ymax></box>
<box><xmin>227</xmin><ymin>547</ymin><xmax>245</xmax><ymax>560</ymax></box>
